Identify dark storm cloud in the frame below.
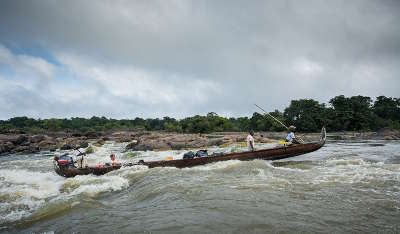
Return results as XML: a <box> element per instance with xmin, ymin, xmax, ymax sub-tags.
<box><xmin>0</xmin><ymin>0</ymin><xmax>399</xmax><ymax>119</ymax></box>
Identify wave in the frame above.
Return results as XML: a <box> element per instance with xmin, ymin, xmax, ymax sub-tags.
<box><xmin>0</xmin><ymin>168</ymin><xmax>129</xmax><ymax>225</ymax></box>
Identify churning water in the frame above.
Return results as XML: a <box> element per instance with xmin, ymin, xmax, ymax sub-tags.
<box><xmin>0</xmin><ymin>140</ymin><xmax>399</xmax><ymax>233</ymax></box>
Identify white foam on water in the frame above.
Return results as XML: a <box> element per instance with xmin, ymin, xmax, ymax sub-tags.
<box><xmin>267</xmin><ymin>162</ymin><xmax>308</xmax><ymax>173</ymax></box>
<box><xmin>115</xmin><ymin>165</ymin><xmax>150</xmax><ymax>177</ymax></box>
<box><xmin>67</xmin><ymin>174</ymin><xmax>129</xmax><ymax>197</ymax></box>
<box><xmin>71</xmin><ymin>201</ymin><xmax>80</xmax><ymax>207</ymax></box>
<box><xmin>254</xmin><ymin>167</ymin><xmax>294</xmax><ymax>187</ymax></box>
<box><xmin>0</xmin><ymin>169</ymin><xmax>63</xmax><ymax>199</ymax></box>
<box><xmin>0</xmin><ymin>169</ymin><xmax>64</xmax><ymax>223</ymax></box>
<box><xmin>311</xmin><ymin>158</ymin><xmax>400</xmax><ymax>185</ymax></box>
<box><xmin>325</xmin><ymin>158</ymin><xmax>366</xmax><ymax>166</ymax></box>
<box><xmin>0</xmin><ymin>165</ymin><xmax>130</xmax><ymax>223</ymax></box>
<box><xmin>182</xmin><ymin>160</ymin><xmax>243</xmax><ymax>171</ymax></box>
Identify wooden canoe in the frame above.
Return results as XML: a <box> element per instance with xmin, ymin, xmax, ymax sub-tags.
<box><xmin>143</xmin><ymin>127</ymin><xmax>326</xmax><ymax>168</ymax></box>
<box><xmin>54</xmin><ymin>127</ymin><xmax>326</xmax><ymax>177</ymax></box>
<box><xmin>54</xmin><ymin>164</ymin><xmax>122</xmax><ymax>178</ymax></box>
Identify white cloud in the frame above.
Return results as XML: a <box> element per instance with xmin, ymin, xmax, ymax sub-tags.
<box><xmin>57</xmin><ymin>52</ymin><xmax>220</xmax><ymax>107</ymax></box>
<box><xmin>292</xmin><ymin>58</ymin><xmax>324</xmax><ymax>76</ymax></box>
<box><xmin>0</xmin><ymin>46</ymin><xmax>221</xmax><ymax>119</ymax></box>
<box><xmin>15</xmin><ymin>54</ymin><xmax>56</xmax><ymax>79</ymax></box>
<box><xmin>0</xmin><ymin>44</ymin><xmax>56</xmax><ymax>85</ymax></box>
<box><xmin>0</xmin><ymin>44</ymin><xmax>12</xmax><ymax>63</ymax></box>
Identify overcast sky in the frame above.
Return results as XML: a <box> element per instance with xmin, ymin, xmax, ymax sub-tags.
<box><xmin>0</xmin><ymin>0</ymin><xmax>399</xmax><ymax>120</ymax></box>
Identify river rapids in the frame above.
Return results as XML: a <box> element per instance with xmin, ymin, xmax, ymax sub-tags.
<box><xmin>0</xmin><ymin>140</ymin><xmax>399</xmax><ymax>233</ymax></box>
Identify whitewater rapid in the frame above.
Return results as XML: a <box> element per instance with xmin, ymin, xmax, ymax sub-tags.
<box><xmin>0</xmin><ymin>140</ymin><xmax>399</xmax><ymax>233</ymax></box>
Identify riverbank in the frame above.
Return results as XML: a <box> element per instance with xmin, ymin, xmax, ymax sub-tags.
<box><xmin>0</xmin><ymin>128</ymin><xmax>399</xmax><ymax>155</ymax></box>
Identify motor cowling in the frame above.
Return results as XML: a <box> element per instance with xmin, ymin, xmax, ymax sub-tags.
<box><xmin>57</xmin><ymin>159</ymin><xmax>69</xmax><ymax>166</ymax></box>
<box><xmin>54</xmin><ymin>154</ymin><xmax>75</xmax><ymax>168</ymax></box>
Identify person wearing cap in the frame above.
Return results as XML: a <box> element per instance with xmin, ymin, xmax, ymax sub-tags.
<box><xmin>286</xmin><ymin>125</ymin><xmax>301</xmax><ymax>144</ymax></box>
<box><xmin>247</xmin><ymin>130</ymin><xmax>255</xmax><ymax>151</ymax></box>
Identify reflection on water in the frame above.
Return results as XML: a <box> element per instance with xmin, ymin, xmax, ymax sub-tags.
<box><xmin>0</xmin><ymin>140</ymin><xmax>399</xmax><ymax>233</ymax></box>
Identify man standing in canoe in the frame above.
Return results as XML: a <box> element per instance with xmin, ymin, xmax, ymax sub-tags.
<box><xmin>76</xmin><ymin>151</ymin><xmax>88</xmax><ymax>168</ymax></box>
<box><xmin>247</xmin><ymin>130</ymin><xmax>255</xmax><ymax>151</ymax></box>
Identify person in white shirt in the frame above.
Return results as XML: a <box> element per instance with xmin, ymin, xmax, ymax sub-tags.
<box><xmin>76</xmin><ymin>152</ymin><xmax>88</xmax><ymax>168</ymax></box>
<box><xmin>285</xmin><ymin>125</ymin><xmax>300</xmax><ymax>144</ymax></box>
<box><xmin>246</xmin><ymin>130</ymin><xmax>255</xmax><ymax>151</ymax></box>
<box><xmin>110</xmin><ymin>154</ymin><xmax>119</xmax><ymax>166</ymax></box>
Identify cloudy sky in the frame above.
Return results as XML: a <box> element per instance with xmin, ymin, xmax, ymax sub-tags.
<box><xmin>0</xmin><ymin>0</ymin><xmax>399</xmax><ymax>120</ymax></box>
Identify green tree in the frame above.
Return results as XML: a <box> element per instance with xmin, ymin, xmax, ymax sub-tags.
<box><xmin>250</xmin><ymin>112</ymin><xmax>272</xmax><ymax>131</ymax></box>
<box><xmin>268</xmin><ymin>110</ymin><xmax>286</xmax><ymax>131</ymax></box>
<box><xmin>284</xmin><ymin>99</ymin><xmax>326</xmax><ymax>132</ymax></box>
<box><xmin>329</xmin><ymin>95</ymin><xmax>374</xmax><ymax>131</ymax></box>
<box><xmin>349</xmin><ymin>96</ymin><xmax>373</xmax><ymax>130</ymax></box>
<box><xmin>329</xmin><ymin>95</ymin><xmax>353</xmax><ymax>130</ymax></box>
<box><xmin>373</xmin><ymin>96</ymin><xmax>400</xmax><ymax>120</ymax></box>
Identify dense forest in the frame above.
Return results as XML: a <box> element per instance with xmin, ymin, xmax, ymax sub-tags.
<box><xmin>1</xmin><ymin>95</ymin><xmax>399</xmax><ymax>134</ymax></box>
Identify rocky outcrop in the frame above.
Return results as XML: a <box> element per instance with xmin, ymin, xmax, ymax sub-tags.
<box><xmin>60</xmin><ymin>144</ymin><xmax>74</xmax><ymax>150</ymax></box>
<box><xmin>125</xmin><ymin>141</ymin><xmax>139</xmax><ymax>150</ymax></box>
<box><xmin>85</xmin><ymin>132</ymin><xmax>100</xmax><ymax>139</ymax></box>
<box><xmin>0</xmin><ymin>133</ymin><xmax>91</xmax><ymax>155</ymax></box>
<box><xmin>79</xmin><ymin>141</ymin><xmax>89</xmax><ymax>148</ymax></box>
<box><xmin>93</xmin><ymin>139</ymin><xmax>105</xmax><ymax>147</ymax></box>
<box><xmin>30</xmin><ymin>135</ymin><xmax>46</xmax><ymax>143</ymax></box>
<box><xmin>13</xmin><ymin>145</ymin><xmax>39</xmax><ymax>153</ymax></box>
<box><xmin>377</xmin><ymin>128</ymin><xmax>400</xmax><ymax>140</ymax></box>
<box><xmin>0</xmin><ymin>141</ymin><xmax>15</xmax><ymax>154</ymax></box>
<box><xmin>38</xmin><ymin>140</ymin><xmax>57</xmax><ymax>151</ymax></box>
<box><xmin>11</xmin><ymin>135</ymin><xmax>28</xmax><ymax>145</ymax></box>
<box><xmin>123</xmin><ymin>132</ymin><xmax>271</xmax><ymax>151</ymax></box>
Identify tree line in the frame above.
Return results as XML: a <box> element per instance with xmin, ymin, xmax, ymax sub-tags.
<box><xmin>0</xmin><ymin>95</ymin><xmax>399</xmax><ymax>134</ymax></box>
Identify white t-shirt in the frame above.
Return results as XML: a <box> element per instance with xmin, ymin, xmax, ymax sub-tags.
<box><xmin>246</xmin><ymin>134</ymin><xmax>255</xmax><ymax>151</ymax></box>
<box><xmin>77</xmin><ymin>155</ymin><xmax>88</xmax><ymax>168</ymax></box>
<box><xmin>286</xmin><ymin>132</ymin><xmax>295</xmax><ymax>142</ymax></box>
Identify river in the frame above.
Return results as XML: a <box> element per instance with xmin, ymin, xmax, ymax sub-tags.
<box><xmin>0</xmin><ymin>140</ymin><xmax>399</xmax><ymax>233</ymax></box>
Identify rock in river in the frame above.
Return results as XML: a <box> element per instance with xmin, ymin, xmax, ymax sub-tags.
<box><xmin>29</xmin><ymin>135</ymin><xmax>46</xmax><ymax>143</ymax></box>
<box><xmin>38</xmin><ymin>140</ymin><xmax>57</xmax><ymax>151</ymax></box>
<box><xmin>11</xmin><ymin>135</ymin><xmax>28</xmax><ymax>145</ymax></box>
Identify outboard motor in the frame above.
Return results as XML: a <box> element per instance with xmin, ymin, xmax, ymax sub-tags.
<box><xmin>54</xmin><ymin>154</ymin><xmax>75</xmax><ymax>169</ymax></box>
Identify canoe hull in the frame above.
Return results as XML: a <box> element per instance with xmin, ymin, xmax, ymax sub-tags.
<box><xmin>54</xmin><ymin>165</ymin><xmax>121</xmax><ymax>178</ymax></box>
<box><xmin>144</xmin><ymin>140</ymin><xmax>325</xmax><ymax>168</ymax></box>
<box><xmin>144</xmin><ymin>127</ymin><xmax>326</xmax><ymax>168</ymax></box>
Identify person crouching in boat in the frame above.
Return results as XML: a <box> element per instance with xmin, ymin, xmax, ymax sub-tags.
<box><xmin>247</xmin><ymin>130</ymin><xmax>255</xmax><ymax>151</ymax></box>
<box><xmin>76</xmin><ymin>151</ymin><xmax>88</xmax><ymax>168</ymax></box>
<box><xmin>285</xmin><ymin>126</ymin><xmax>301</xmax><ymax>144</ymax></box>
<box><xmin>110</xmin><ymin>154</ymin><xmax>118</xmax><ymax>166</ymax></box>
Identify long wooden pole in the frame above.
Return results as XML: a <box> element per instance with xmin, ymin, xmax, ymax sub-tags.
<box><xmin>254</xmin><ymin>104</ymin><xmax>288</xmax><ymax>129</ymax></box>
<box><xmin>254</xmin><ymin>104</ymin><xmax>305</xmax><ymax>143</ymax></box>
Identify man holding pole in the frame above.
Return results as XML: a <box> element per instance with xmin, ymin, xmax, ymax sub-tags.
<box><xmin>254</xmin><ymin>104</ymin><xmax>304</xmax><ymax>144</ymax></box>
<box><xmin>286</xmin><ymin>125</ymin><xmax>302</xmax><ymax>144</ymax></box>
